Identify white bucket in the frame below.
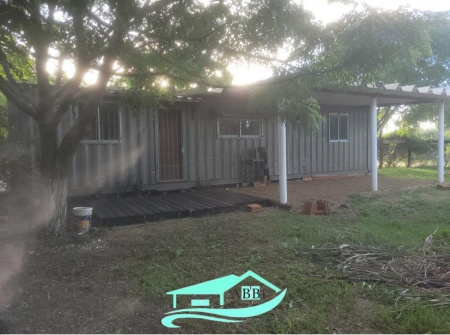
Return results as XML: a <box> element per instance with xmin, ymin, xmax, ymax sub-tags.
<box><xmin>73</xmin><ymin>207</ymin><xmax>93</xmax><ymax>233</ymax></box>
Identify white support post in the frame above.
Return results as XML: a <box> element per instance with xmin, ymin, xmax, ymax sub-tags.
<box><xmin>370</xmin><ymin>97</ymin><xmax>378</xmax><ymax>191</ymax></box>
<box><xmin>438</xmin><ymin>101</ymin><xmax>445</xmax><ymax>184</ymax></box>
<box><xmin>278</xmin><ymin>117</ymin><xmax>287</xmax><ymax>204</ymax></box>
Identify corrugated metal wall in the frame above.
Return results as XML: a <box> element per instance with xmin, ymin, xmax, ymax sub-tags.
<box><xmin>8</xmin><ymin>98</ymin><xmax>369</xmax><ymax>195</ymax></box>
<box><xmin>283</xmin><ymin>106</ymin><xmax>369</xmax><ymax>178</ymax></box>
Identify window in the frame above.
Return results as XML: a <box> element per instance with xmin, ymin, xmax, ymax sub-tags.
<box><xmin>329</xmin><ymin>113</ymin><xmax>349</xmax><ymax>142</ymax></box>
<box><xmin>78</xmin><ymin>102</ymin><xmax>121</xmax><ymax>142</ymax></box>
<box><xmin>217</xmin><ymin>118</ymin><xmax>263</xmax><ymax>139</ymax></box>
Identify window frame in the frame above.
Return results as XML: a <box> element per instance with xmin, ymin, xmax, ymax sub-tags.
<box><xmin>329</xmin><ymin>113</ymin><xmax>349</xmax><ymax>143</ymax></box>
<box><xmin>78</xmin><ymin>101</ymin><xmax>122</xmax><ymax>144</ymax></box>
<box><xmin>217</xmin><ymin>118</ymin><xmax>263</xmax><ymax>139</ymax></box>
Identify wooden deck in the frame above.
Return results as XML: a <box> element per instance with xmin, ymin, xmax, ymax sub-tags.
<box><xmin>88</xmin><ymin>189</ymin><xmax>271</xmax><ymax>225</ymax></box>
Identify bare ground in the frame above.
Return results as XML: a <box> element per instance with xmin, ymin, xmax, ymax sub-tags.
<box><xmin>0</xmin><ymin>175</ymin><xmax>434</xmax><ymax>334</ymax></box>
<box><xmin>232</xmin><ymin>175</ymin><xmax>434</xmax><ymax>212</ymax></box>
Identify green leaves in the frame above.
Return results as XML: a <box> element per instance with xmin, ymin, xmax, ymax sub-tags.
<box><xmin>1</xmin><ymin>0</ymin><xmax>447</xmax><ymax>131</ymax></box>
<box><xmin>249</xmin><ymin>79</ymin><xmax>323</xmax><ymax>133</ymax></box>
<box><xmin>314</xmin><ymin>7</ymin><xmax>431</xmax><ymax>85</ymax></box>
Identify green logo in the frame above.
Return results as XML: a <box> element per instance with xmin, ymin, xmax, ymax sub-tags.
<box><xmin>161</xmin><ymin>270</ymin><xmax>287</xmax><ymax>328</ymax></box>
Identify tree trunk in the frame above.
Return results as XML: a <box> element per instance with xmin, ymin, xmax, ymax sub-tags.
<box><xmin>407</xmin><ymin>145</ymin><xmax>412</xmax><ymax>168</ymax></box>
<box><xmin>38</xmin><ymin>121</ymin><xmax>71</xmax><ymax>237</ymax></box>
<box><xmin>46</xmin><ymin>161</ymin><xmax>70</xmax><ymax>236</ymax></box>
<box><xmin>378</xmin><ymin>128</ymin><xmax>384</xmax><ymax>169</ymax></box>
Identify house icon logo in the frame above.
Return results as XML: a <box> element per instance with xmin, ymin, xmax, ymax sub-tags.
<box><xmin>161</xmin><ymin>270</ymin><xmax>287</xmax><ymax>328</ymax></box>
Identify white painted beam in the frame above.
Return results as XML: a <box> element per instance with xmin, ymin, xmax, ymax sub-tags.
<box><xmin>438</xmin><ymin>101</ymin><xmax>445</xmax><ymax>184</ymax></box>
<box><xmin>278</xmin><ymin>117</ymin><xmax>287</xmax><ymax>204</ymax></box>
<box><xmin>370</xmin><ymin>97</ymin><xmax>378</xmax><ymax>191</ymax></box>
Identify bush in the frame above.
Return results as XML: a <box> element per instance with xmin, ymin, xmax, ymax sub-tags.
<box><xmin>0</xmin><ymin>143</ymin><xmax>43</xmax><ymax>215</ymax></box>
<box><xmin>382</xmin><ymin>130</ymin><xmax>435</xmax><ymax>167</ymax></box>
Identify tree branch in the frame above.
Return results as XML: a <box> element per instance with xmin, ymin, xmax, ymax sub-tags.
<box><xmin>29</xmin><ymin>0</ymin><xmax>51</xmax><ymax>120</ymax></box>
<box><xmin>87</xmin><ymin>10</ymin><xmax>114</xmax><ymax>33</ymax></box>
<box><xmin>378</xmin><ymin>106</ymin><xmax>398</xmax><ymax>132</ymax></box>
<box><xmin>0</xmin><ymin>76</ymin><xmax>37</xmax><ymax>118</ymax></box>
<box><xmin>54</xmin><ymin>52</ymin><xmax>65</xmax><ymax>90</ymax></box>
<box><xmin>48</xmin><ymin>60</ymin><xmax>91</xmax><ymax>129</ymax></box>
<box><xmin>0</xmin><ymin>54</ymin><xmax>17</xmax><ymax>84</ymax></box>
<box><xmin>57</xmin><ymin>54</ymin><xmax>116</xmax><ymax>163</ymax></box>
<box><xmin>222</xmin><ymin>46</ymin><xmax>292</xmax><ymax>65</ymax></box>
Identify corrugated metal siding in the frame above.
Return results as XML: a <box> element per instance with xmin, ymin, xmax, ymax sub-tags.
<box><xmin>183</xmin><ymin>101</ymin><xmax>267</xmax><ymax>185</ymax></box>
<box><xmin>8</xmin><ymin>99</ymin><xmax>369</xmax><ymax>195</ymax></box>
<box><xmin>283</xmin><ymin>106</ymin><xmax>369</xmax><ymax>178</ymax></box>
<box><xmin>67</xmin><ymin>105</ymin><xmax>146</xmax><ymax>192</ymax></box>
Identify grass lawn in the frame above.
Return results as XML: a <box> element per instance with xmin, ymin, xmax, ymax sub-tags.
<box><xmin>131</xmin><ymin>185</ymin><xmax>450</xmax><ymax>333</ymax></box>
<box><xmin>379</xmin><ymin>165</ymin><xmax>450</xmax><ymax>180</ymax></box>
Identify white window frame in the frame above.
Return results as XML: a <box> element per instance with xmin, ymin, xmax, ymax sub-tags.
<box><xmin>217</xmin><ymin>118</ymin><xmax>263</xmax><ymax>139</ymax></box>
<box><xmin>78</xmin><ymin>102</ymin><xmax>122</xmax><ymax>144</ymax></box>
<box><xmin>329</xmin><ymin>113</ymin><xmax>349</xmax><ymax>142</ymax></box>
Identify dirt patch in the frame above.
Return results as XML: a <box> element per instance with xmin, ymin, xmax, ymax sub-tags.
<box><xmin>0</xmin><ymin>175</ymin><xmax>436</xmax><ymax>333</ymax></box>
<box><xmin>0</xmin><ymin>224</ymin><xmax>176</xmax><ymax>334</ymax></box>
<box><xmin>232</xmin><ymin>175</ymin><xmax>434</xmax><ymax>213</ymax></box>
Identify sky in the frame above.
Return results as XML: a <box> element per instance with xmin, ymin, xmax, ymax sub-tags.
<box><xmin>230</xmin><ymin>0</ymin><xmax>450</xmax><ymax>85</ymax></box>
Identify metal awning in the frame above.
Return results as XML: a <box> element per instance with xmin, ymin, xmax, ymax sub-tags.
<box><xmin>315</xmin><ymin>83</ymin><xmax>450</xmax><ymax>107</ymax></box>
<box><xmin>178</xmin><ymin>83</ymin><xmax>450</xmax><ymax>107</ymax></box>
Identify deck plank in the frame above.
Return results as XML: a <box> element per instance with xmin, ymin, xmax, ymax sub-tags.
<box><xmin>115</xmin><ymin>198</ymin><xmax>145</xmax><ymax>216</ymax></box>
<box><xmin>108</xmin><ymin>199</ymin><xmax>139</xmax><ymax>216</ymax></box>
<box><xmin>123</xmin><ymin>198</ymin><xmax>154</xmax><ymax>215</ymax></box>
<box><xmin>169</xmin><ymin>193</ymin><xmax>211</xmax><ymax>210</ymax></box>
<box><xmin>157</xmin><ymin>196</ymin><xmax>192</xmax><ymax>212</ymax></box>
<box><xmin>91</xmin><ymin>199</ymin><xmax>117</xmax><ymax>219</ymax></box>
<box><xmin>187</xmin><ymin>192</ymin><xmax>236</xmax><ymax>207</ymax></box>
<box><xmin>88</xmin><ymin>189</ymin><xmax>270</xmax><ymax>225</ymax></box>
<box><xmin>134</xmin><ymin>198</ymin><xmax>166</xmax><ymax>214</ymax></box>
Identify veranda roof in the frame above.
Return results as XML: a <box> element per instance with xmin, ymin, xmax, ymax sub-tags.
<box><xmin>178</xmin><ymin>83</ymin><xmax>450</xmax><ymax>107</ymax></box>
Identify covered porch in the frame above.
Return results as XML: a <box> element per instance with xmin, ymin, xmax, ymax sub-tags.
<box><xmin>277</xmin><ymin>84</ymin><xmax>450</xmax><ymax>204</ymax></box>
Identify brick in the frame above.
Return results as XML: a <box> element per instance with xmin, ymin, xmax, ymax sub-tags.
<box><xmin>247</xmin><ymin>204</ymin><xmax>263</xmax><ymax>212</ymax></box>
<box><xmin>316</xmin><ymin>200</ymin><xmax>330</xmax><ymax>215</ymax></box>
<box><xmin>303</xmin><ymin>200</ymin><xmax>317</xmax><ymax>215</ymax></box>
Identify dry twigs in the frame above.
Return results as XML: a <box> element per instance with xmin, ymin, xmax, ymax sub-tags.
<box><xmin>300</xmin><ymin>243</ymin><xmax>450</xmax><ymax>293</ymax></box>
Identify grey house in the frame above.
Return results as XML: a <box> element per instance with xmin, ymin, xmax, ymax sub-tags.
<box><xmin>8</xmin><ymin>84</ymin><xmax>450</xmax><ymax>197</ymax></box>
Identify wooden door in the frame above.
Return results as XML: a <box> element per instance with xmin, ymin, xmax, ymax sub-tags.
<box><xmin>158</xmin><ymin>109</ymin><xmax>184</xmax><ymax>181</ymax></box>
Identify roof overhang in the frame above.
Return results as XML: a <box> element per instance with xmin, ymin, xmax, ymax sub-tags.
<box><xmin>315</xmin><ymin>84</ymin><xmax>450</xmax><ymax>107</ymax></box>
<box><xmin>177</xmin><ymin>83</ymin><xmax>450</xmax><ymax>108</ymax></box>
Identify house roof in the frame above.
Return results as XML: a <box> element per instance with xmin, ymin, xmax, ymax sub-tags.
<box><xmin>177</xmin><ymin>83</ymin><xmax>450</xmax><ymax>108</ymax></box>
<box><xmin>166</xmin><ymin>270</ymin><xmax>281</xmax><ymax>296</ymax></box>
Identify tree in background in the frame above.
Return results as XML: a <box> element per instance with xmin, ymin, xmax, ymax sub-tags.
<box><xmin>0</xmin><ymin>93</ymin><xmax>6</xmax><ymax>144</ymax></box>
<box><xmin>377</xmin><ymin>11</ymin><xmax>450</xmax><ymax>140</ymax></box>
<box><xmin>250</xmin><ymin>7</ymin><xmax>432</xmax><ymax>128</ymax></box>
<box><xmin>0</xmin><ymin>0</ymin><xmax>438</xmax><ymax>235</ymax></box>
<box><xmin>382</xmin><ymin>128</ymin><xmax>436</xmax><ymax>168</ymax></box>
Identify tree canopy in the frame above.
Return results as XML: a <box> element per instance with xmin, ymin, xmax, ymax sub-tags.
<box><xmin>249</xmin><ymin>6</ymin><xmax>433</xmax><ymax>128</ymax></box>
<box><xmin>376</xmin><ymin>11</ymin><xmax>450</xmax><ymax>135</ymax></box>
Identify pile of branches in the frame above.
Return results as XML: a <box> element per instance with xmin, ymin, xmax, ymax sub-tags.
<box><xmin>301</xmin><ymin>231</ymin><xmax>450</xmax><ymax>293</ymax></box>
